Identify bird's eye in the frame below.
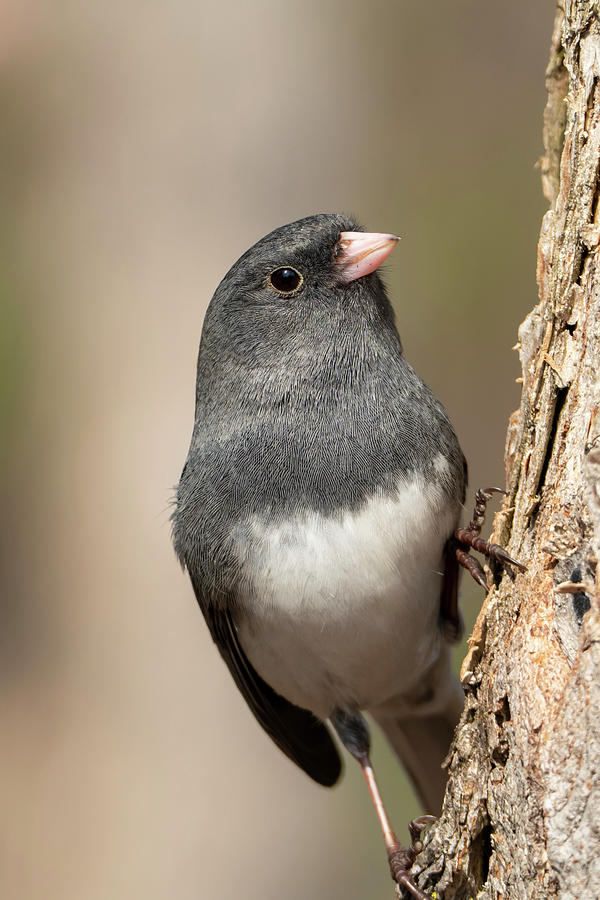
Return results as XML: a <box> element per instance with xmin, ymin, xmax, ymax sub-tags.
<box><xmin>268</xmin><ymin>267</ymin><xmax>303</xmax><ymax>294</ymax></box>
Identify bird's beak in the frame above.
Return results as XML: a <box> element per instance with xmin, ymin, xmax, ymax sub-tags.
<box><xmin>336</xmin><ymin>231</ymin><xmax>400</xmax><ymax>284</ymax></box>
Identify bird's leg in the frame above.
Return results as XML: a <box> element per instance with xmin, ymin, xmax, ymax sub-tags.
<box><xmin>455</xmin><ymin>487</ymin><xmax>526</xmax><ymax>587</ymax></box>
<box><xmin>331</xmin><ymin>710</ymin><xmax>435</xmax><ymax>900</ymax></box>
<box><xmin>362</xmin><ymin>760</ymin><xmax>435</xmax><ymax>900</ymax></box>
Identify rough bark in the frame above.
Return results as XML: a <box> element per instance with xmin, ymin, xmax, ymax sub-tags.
<box><xmin>411</xmin><ymin>4</ymin><xmax>600</xmax><ymax>898</ymax></box>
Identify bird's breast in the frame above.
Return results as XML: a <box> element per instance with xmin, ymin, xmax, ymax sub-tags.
<box><xmin>233</xmin><ymin>460</ymin><xmax>460</xmax><ymax>718</ymax></box>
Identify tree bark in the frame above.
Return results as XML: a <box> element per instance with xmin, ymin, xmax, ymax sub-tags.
<box><xmin>412</xmin><ymin>4</ymin><xmax>600</xmax><ymax>898</ymax></box>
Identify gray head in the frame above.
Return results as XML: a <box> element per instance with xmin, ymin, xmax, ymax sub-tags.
<box><xmin>198</xmin><ymin>213</ymin><xmax>401</xmax><ymax>368</ymax></box>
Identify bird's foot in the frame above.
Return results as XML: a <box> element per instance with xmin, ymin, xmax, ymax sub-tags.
<box><xmin>408</xmin><ymin>815</ymin><xmax>437</xmax><ymax>853</ymax></box>
<box><xmin>388</xmin><ymin>816</ymin><xmax>436</xmax><ymax>900</ymax></box>
<box><xmin>463</xmin><ymin>486</ymin><xmax>504</xmax><ymax>536</ymax></box>
<box><xmin>455</xmin><ymin>487</ymin><xmax>526</xmax><ymax>588</ymax></box>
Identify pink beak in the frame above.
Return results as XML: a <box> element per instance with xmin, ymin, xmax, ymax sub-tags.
<box><xmin>336</xmin><ymin>231</ymin><xmax>400</xmax><ymax>283</ymax></box>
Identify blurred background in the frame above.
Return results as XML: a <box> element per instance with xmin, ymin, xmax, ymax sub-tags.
<box><xmin>1</xmin><ymin>2</ymin><xmax>553</xmax><ymax>898</ymax></box>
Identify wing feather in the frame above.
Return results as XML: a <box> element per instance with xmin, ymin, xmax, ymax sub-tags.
<box><xmin>191</xmin><ymin>577</ymin><xmax>342</xmax><ymax>787</ymax></box>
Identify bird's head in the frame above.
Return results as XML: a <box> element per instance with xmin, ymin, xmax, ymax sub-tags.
<box><xmin>199</xmin><ymin>213</ymin><xmax>401</xmax><ymax>368</ymax></box>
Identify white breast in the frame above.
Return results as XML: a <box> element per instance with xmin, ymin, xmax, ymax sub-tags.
<box><xmin>235</xmin><ymin>464</ymin><xmax>460</xmax><ymax>719</ymax></box>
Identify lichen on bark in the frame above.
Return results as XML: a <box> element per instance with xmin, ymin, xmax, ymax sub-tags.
<box><xmin>411</xmin><ymin>4</ymin><xmax>600</xmax><ymax>898</ymax></box>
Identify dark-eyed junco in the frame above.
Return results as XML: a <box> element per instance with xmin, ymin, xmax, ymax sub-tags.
<box><xmin>172</xmin><ymin>214</ymin><xmax>522</xmax><ymax>898</ymax></box>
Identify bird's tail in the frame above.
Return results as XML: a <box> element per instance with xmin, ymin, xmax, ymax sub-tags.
<box><xmin>371</xmin><ymin>648</ymin><xmax>464</xmax><ymax>813</ymax></box>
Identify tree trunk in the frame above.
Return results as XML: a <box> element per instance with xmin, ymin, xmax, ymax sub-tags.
<box><xmin>413</xmin><ymin>4</ymin><xmax>600</xmax><ymax>898</ymax></box>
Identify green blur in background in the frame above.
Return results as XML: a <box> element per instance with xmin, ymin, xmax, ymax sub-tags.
<box><xmin>1</xmin><ymin>3</ymin><xmax>551</xmax><ymax>899</ymax></box>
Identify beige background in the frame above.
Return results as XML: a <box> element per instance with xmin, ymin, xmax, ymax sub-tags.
<box><xmin>1</xmin><ymin>3</ymin><xmax>551</xmax><ymax>898</ymax></box>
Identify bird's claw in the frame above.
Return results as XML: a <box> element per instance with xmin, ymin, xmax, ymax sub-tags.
<box><xmin>408</xmin><ymin>815</ymin><xmax>437</xmax><ymax>854</ymax></box>
<box><xmin>454</xmin><ymin>486</ymin><xmax>527</xmax><ymax>587</ymax></box>
<box><xmin>388</xmin><ymin>816</ymin><xmax>437</xmax><ymax>900</ymax></box>
<box><xmin>477</xmin><ymin>486</ymin><xmax>507</xmax><ymax>502</ymax></box>
<box><xmin>455</xmin><ymin>546</ymin><xmax>488</xmax><ymax>589</ymax></box>
<box><xmin>485</xmin><ymin>542</ymin><xmax>527</xmax><ymax>572</ymax></box>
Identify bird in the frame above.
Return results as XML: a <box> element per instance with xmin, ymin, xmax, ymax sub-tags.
<box><xmin>172</xmin><ymin>213</ymin><xmax>523</xmax><ymax>898</ymax></box>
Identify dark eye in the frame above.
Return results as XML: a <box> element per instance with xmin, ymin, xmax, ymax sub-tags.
<box><xmin>268</xmin><ymin>267</ymin><xmax>303</xmax><ymax>294</ymax></box>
